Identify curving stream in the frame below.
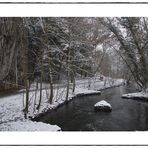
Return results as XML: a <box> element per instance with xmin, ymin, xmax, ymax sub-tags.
<box><xmin>37</xmin><ymin>86</ymin><xmax>148</xmax><ymax>131</ymax></box>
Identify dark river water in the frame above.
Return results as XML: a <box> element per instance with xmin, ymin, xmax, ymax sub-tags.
<box><xmin>38</xmin><ymin>86</ymin><xmax>148</xmax><ymax>131</ymax></box>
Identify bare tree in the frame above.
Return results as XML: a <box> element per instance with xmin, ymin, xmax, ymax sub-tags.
<box><xmin>100</xmin><ymin>17</ymin><xmax>148</xmax><ymax>91</ymax></box>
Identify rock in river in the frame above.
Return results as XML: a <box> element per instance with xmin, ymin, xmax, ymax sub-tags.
<box><xmin>94</xmin><ymin>100</ymin><xmax>112</xmax><ymax>112</ymax></box>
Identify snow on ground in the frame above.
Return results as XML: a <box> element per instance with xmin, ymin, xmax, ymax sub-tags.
<box><xmin>0</xmin><ymin>93</ymin><xmax>61</xmax><ymax>131</ymax></box>
<box><xmin>122</xmin><ymin>92</ymin><xmax>148</xmax><ymax>100</ymax></box>
<box><xmin>91</xmin><ymin>78</ymin><xmax>125</xmax><ymax>91</ymax></box>
<box><xmin>0</xmin><ymin>83</ymin><xmax>100</xmax><ymax>131</ymax></box>
<box><xmin>0</xmin><ymin>120</ymin><xmax>60</xmax><ymax>131</ymax></box>
<box><xmin>0</xmin><ymin>77</ymin><xmax>124</xmax><ymax>131</ymax></box>
<box><xmin>0</xmin><ymin>94</ymin><xmax>24</xmax><ymax>124</ymax></box>
<box><xmin>74</xmin><ymin>87</ymin><xmax>101</xmax><ymax>96</ymax></box>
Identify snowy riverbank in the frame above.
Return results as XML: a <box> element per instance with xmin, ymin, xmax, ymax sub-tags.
<box><xmin>0</xmin><ymin>92</ymin><xmax>61</xmax><ymax>131</ymax></box>
<box><xmin>122</xmin><ymin>92</ymin><xmax>148</xmax><ymax>101</ymax></box>
<box><xmin>0</xmin><ymin>77</ymin><xmax>125</xmax><ymax>131</ymax></box>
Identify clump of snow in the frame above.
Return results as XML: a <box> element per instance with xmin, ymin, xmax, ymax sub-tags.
<box><xmin>0</xmin><ymin>120</ymin><xmax>61</xmax><ymax>131</ymax></box>
<box><xmin>94</xmin><ymin>100</ymin><xmax>111</xmax><ymax>107</ymax></box>
<box><xmin>94</xmin><ymin>100</ymin><xmax>112</xmax><ymax>112</ymax></box>
<box><xmin>122</xmin><ymin>92</ymin><xmax>148</xmax><ymax>100</ymax></box>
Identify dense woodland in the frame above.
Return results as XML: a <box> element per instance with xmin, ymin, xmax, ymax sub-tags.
<box><xmin>0</xmin><ymin>18</ymin><xmax>122</xmax><ymax>88</ymax></box>
<box><xmin>1</xmin><ymin>17</ymin><xmax>148</xmax><ymax>119</ymax></box>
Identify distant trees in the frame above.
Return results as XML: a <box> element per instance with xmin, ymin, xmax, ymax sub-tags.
<box><xmin>101</xmin><ymin>17</ymin><xmax>148</xmax><ymax>91</ymax></box>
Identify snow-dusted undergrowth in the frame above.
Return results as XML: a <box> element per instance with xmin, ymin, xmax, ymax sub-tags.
<box><xmin>0</xmin><ymin>77</ymin><xmax>124</xmax><ymax>131</ymax></box>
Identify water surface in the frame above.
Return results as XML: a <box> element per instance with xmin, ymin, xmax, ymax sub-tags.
<box><xmin>38</xmin><ymin>86</ymin><xmax>148</xmax><ymax>131</ymax></box>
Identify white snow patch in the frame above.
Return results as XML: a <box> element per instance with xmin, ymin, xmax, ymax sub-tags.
<box><xmin>74</xmin><ymin>87</ymin><xmax>101</xmax><ymax>96</ymax></box>
<box><xmin>0</xmin><ymin>91</ymin><xmax>61</xmax><ymax>131</ymax></box>
<box><xmin>0</xmin><ymin>120</ymin><xmax>61</xmax><ymax>131</ymax></box>
<box><xmin>122</xmin><ymin>92</ymin><xmax>148</xmax><ymax>100</ymax></box>
<box><xmin>0</xmin><ymin>94</ymin><xmax>24</xmax><ymax>124</ymax></box>
<box><xmin>94</xmin><ymin>100</ymin><xmax>111</xmax><ymax>108</ymax></box>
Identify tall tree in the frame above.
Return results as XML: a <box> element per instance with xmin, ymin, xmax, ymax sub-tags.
<box><xmin>100</xmin><ymin>17</ymin><xmax>148</xmax><ymax>91</ymax></box>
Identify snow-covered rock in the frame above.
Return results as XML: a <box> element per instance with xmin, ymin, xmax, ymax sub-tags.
<box><xmin>94</xmin><ymin>100</ymin><xmax>112</xmax><ymax>112</ymax></box>
<box><xmin>122</xmin><ymin>92</ymin><xmax>148</xmax><ymax>101</ymax></box>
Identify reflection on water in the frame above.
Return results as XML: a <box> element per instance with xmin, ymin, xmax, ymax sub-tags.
<box><xmin>38</xmin><ymin>86</ymin><xmax>148</xmax><ymax>131</ymax></box>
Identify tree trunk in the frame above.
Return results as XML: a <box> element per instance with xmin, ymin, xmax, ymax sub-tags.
<box><xmin>24</xmin><ymin>79</ymin><xmax>29</xmax><ymax>119</ymax></box>
<box><xmin>33</xmin><ymin>80</ymin><xmax>38</xmax><ymax>112</ymax></box>
<box><xmin>72</xmin><ymin>76</ymin><xmax>75</xmax><ymax>93</ymax></box>
<box><xmin>36</xmin><ymin>58</ymin><xmax>43</xmax><ymax>110</ymax></box>
<box><xmin>49</xmin><ymin>68</ymin><xmax>53</xmax><ymax>104</ymax></box>
<box><xmin>15</xmin><ymin>49</ymin><xmax>18</xmax><ymax>87</ymax></box>
<box><xmin>65</xmin><ymin>49</ymin><xmax>70</xmax><ymax>102</ymax></box>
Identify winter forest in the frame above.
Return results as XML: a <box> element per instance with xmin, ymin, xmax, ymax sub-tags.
<box><xmin>1</xmin><ymin>17</ymin><xmax>148</xmax><ymax>131</ymax></box>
